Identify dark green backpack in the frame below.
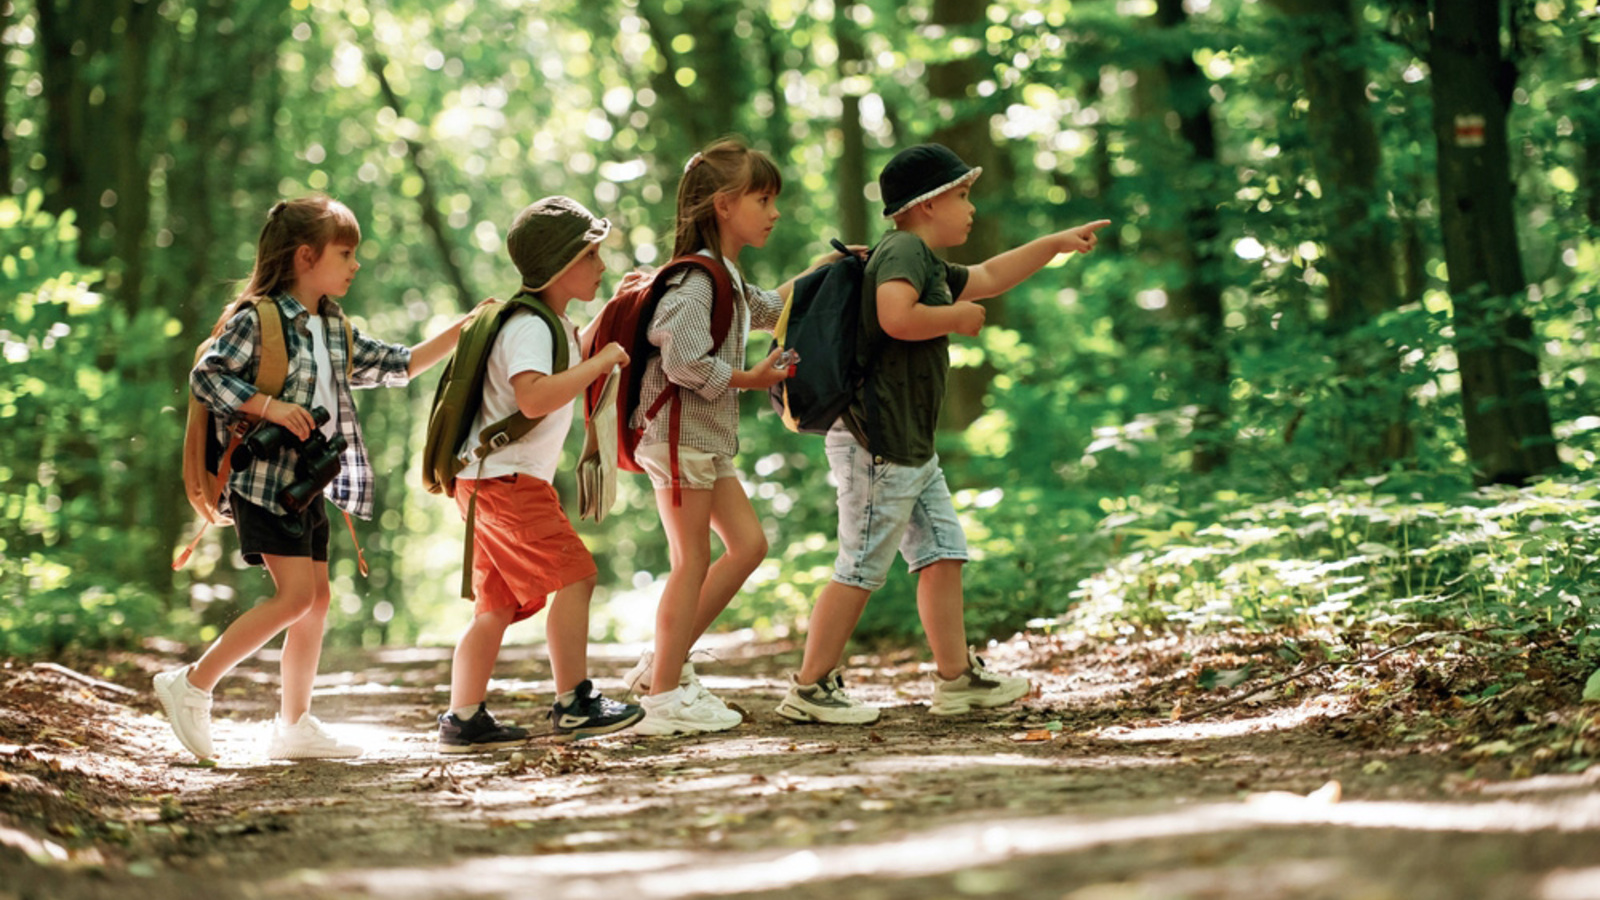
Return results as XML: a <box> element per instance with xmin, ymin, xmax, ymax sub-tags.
<box><xmin>421</xmin><ymin>291</ymin><xmax>569</xmax><ymax>597</ymax></box>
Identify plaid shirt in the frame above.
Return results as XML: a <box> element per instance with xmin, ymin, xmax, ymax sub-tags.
<box><xmin>191</xmin><ymin>294</ymin><xmax>411</xmax><ymax>519</ymax></box>
<box><xmin>633</xmin><ymin>264</ymin><xmax>784</xmax><ymax>459</ymax></box>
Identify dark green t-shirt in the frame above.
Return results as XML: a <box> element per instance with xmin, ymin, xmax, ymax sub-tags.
<box><xmin>842</xmin><ymin>230</ymin><xmax>970</xmax><ymax>466</ymax></box>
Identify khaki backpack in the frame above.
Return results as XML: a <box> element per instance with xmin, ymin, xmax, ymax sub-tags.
<box><xmin>174</xmin><ymin>298</ymin><xmax>352</xmax><ymax>570</ymax></box>
<box><xmin>420</xmin><ymin>291</ymin><xmax>569</xmax><ymax>598</ymax></box>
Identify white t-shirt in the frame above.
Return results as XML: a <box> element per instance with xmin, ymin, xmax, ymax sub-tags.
<box><xmin>455</xmin><ymin>312</ymin><xmax>579</xmax><ymax>483</ymax></box>
<box><xmin>306</xmin><ymin>315</ymin><xmax>340</xmax><ymax>438</ymax></box>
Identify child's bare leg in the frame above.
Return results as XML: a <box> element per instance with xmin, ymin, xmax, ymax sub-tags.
<box><xmin>797</xmin><ymin>580</ymin><xmax>872</xmax><ymax>685</ymax></box>
<box><xmin>188</xmin><ymin>555</ymin><xmax>320</xmax><ymax>692</ymax></box>
<box><xmin>694</xmin><ymin>477</ymin><xmax>770</xmax><ymax>639</ymax></box>
<box><xmin>278</xmin><ymin>561</ymin><xmax>333</xmax><ymax>723</ymax></box>
<box><xmin>545</xmin><ymin>575</ymin><xmax>596</xmax><ymax>696</ymax></box>
<box><xmin>449</xmin><ymin>605</ymin><xmax>516</xmax><ymax>711</ymax></box>
<box><xmin>915</xmin><ymin>559</ymin><xmax>969</xmax><ymax>680</ymax></box>
<box><xmin>651</xmin><ymin>487</ymin><xmax>714</xmax><ymax>694</ymax></box>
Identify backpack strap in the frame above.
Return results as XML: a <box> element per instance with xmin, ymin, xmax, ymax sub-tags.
<box><xmin>458</xmin><ymin>291</ymin><xmax>571</xmax><ymax>599</ymax></box>
<box><xmin>174</xmin><ymin>297</ymin><xmax>290</xmax><ymax>570</ymax></box>
<box><xmin>644</xmin><ymin>256</ymin><xmax>737</xmax><ymax>507</ymax></box>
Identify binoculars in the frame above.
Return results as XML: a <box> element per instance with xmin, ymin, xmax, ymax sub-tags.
<box><xmin>233</xmin><ymin>406</ymin><xmax>348</xmax><ymax>513</ymax></box>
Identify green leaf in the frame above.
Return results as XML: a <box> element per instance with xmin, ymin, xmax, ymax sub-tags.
<box><xmin>1583</xmin><ymin>668</ymin><xmax>1600</xmax><ymax>704</ymax></box>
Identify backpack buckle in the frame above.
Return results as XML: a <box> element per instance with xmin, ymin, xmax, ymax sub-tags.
<box><xmin>487</xmin><ymin>432</ymin><xmax>511</xmax><ymax>451</ymax></box>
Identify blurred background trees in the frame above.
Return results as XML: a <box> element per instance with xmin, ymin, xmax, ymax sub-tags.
<box><xmin>3</xmin><ymin>0</ymin><xmax>1598</xmax><ymax>656</ymax></box>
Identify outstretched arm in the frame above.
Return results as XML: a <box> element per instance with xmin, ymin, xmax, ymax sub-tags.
<box><xmin>958</xmin><ymin>219</ymin><xmax>1110</xmax><ymax>301</ymax></box>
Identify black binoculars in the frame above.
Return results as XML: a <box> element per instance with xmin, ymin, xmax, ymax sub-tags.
<box><xmin>232</xmin><ymin>406</ymin><xmax>347</xmax><ymax>513</ymax></box>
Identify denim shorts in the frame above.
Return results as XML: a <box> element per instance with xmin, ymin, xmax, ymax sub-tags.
<box><xmin>825</xmin><ymin>425</ymin><xmax>969</xmax><ymax>590</ymax></box>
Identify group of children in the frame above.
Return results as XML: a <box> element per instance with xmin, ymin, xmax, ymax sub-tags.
<box><xmin>153</xmin><ymin>138</ymin><xmax>1109</xmax><ymax>760</ymax></box>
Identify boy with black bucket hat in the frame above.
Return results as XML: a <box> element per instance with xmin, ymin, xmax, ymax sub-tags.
<box><xmin>777</xmin><ymin>144</ymin><xmax>1111</xmax><ymax>725</ymax></box>
<box><xmin>434</xmin><ymin>196</ymin><xmax>643</xmax><ymax>751</ymax></box>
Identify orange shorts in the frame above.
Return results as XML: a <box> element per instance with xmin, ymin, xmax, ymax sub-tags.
<box><xmin>454</xmin><ymin>475</ymin><xmax>597</xmax><ymax>624</ymax></box>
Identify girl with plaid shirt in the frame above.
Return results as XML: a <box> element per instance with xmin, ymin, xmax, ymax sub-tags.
<box><xmin>623</xmin><ymin>138</ymin><xmax>855</xmax><ymax>735</ymax></box>
<box><xmin>155</xmin><ymin>196</ymin><xmax>472</xmax><ymax>761</ymax></box>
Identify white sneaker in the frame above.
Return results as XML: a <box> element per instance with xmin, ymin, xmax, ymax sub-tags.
<box><xmin>267</xmin><ymin>713</ymin><xmax>363</xmax><ymax>759</ymax></box>
<box><xmin>621</xmin><ymin>649</ymin><xmax>659</xmax><ymax>697</ymax></box>
<box><xmin>632</xmin><ymin>686</ymin><xmax>740</xmax><ymax>736</ymax></box>
<box><xmin>775</xmin><ymin>668</ymin><xmax>881</xmax><ymax>725</ymax></box>
<box><xmin>683</xmin><ymin>680</ymin><xmax>742</xmax><ymax>727</ymax></box>
<box><xmin>153</xmin><ymin>665</ymin><xmax>214</xmax><ymax>760</ymax></box>
<box><xmin>929</xmin><ymin>649</ymin><xmax>1031</xmax><ymax>716</ymax></box>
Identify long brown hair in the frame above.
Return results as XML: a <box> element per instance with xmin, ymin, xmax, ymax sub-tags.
<box><xmin>672</xmin><ymin>137</ymin><xmax>783</xmax><ymax>260</ymax></box>
<box><xmin>208</xmin><ymin>195</ymin><xmax>361</xmax><ymax>338</ymax></box>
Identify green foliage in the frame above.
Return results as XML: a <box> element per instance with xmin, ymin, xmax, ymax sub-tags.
<box><xmin>0</xmin><ymin>195</ymin><xmax>175</xmax><ymax>655</ymax></box>
<box><xmin>5</xmin><ymin>0</ymin><xmax>1599</xmax><ymax>655</ymax></box>
<box><xmin>1060</xmin><ymin>477</ymin><xmax>1600</xmax><ymax>654</ymax></box>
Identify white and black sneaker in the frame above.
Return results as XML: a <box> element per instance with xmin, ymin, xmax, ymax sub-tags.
<box><xmin>437</xmin><ymin>703</ymin><xmax>528</xmax><ymax>754</ymax></box>
<box><xmin>549</xmin><ymin>680</ymin><xmax>644</xmax><ymax>740</ymax></box>
<box><xmin>929</xmin><ymin>649</ymin><xmax>1030</xmax><ymax>716</ymax></box>
<box><xmin>775</xmin><ymin>667</ymin><xmax>881</xmax><ymax>725</ymax></box>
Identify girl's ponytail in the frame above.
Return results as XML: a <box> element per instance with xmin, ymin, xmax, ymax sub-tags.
<box><xmin>671</xmin><ymin>137</ymin><xmax>782</xmax><ymax>260</ymax></box>
<box><xmin>210</xmin><ymin>195</ymin><xmax>361</xmax><ymax>338</ymax></box>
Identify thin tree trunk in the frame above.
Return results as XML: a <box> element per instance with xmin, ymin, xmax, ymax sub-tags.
<box><xmin>834</xmin><ymin>2</ymin><xmax>868</xmax><ymax>246</ymax></box>
<box><xmin>1156</xmin><ymin>0</ymin><xmax>1229</xmax><ymax>474</ymax></box>
<box><xmin>928</xmin><ymin>0</ymin><xmax>1002</xmax><ymax>433</ymax></box>
<box><xmin>1428</xmin><ymin>0</ymin><xmax>1558</xmax><ymax>484</ymax></box>
<box><xmin>362</xmin><ymin>43</ymin><xmax>475</xmax><ymax>309</ymax></box>
<box><xmin>1269</xmin><ymin>0</ymin><xmax>1413</xmax><ymax>470</ymax></box>
<box><xmin>1584</xmin><ymin>36</ymin><xmax>1600</xmax><ymax>227</ymax></box>
<box><xmin>0</xmin><ymin>0</ymin><xmax>11</xmax><ymax>195</ymax></box>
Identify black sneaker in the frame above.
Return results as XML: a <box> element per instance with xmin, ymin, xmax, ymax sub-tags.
<box><xmin>437</xmin><ymin>703</ymin><xmax>529</xmax><ymax>754</ymax></box>
<box><xmin>550</xmin><ymin>679</ymin><xmax>644</xmax><ymax>740</ymax></box>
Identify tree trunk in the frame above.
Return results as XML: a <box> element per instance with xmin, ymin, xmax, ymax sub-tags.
<box><xmin>1</xmin><ymin>0</ymin><xmax>11</xmax><ymax>195</ymax></box>
<box><xmin>362</xmin><ymin>42</ymin><xmax>476</xmax><ymax>309</ymax></box>
<box><xmin>833</xmin><ymin>3</ymin><xmax>869</xmax><ymax>246</ymax></box>
<box><xmin>1269</xmin><ymin>0</ymin><xmax>1413</xmax><ymax>470</ymax></box>
<box><xmin>1583</xmin><ymin>35</ymin><xmax>1600</xmax><ymax>227</ymax></box>
<box><xmin>928</xmin><ymin>0</ymin><xmax>1002</xmax><ymax>433</ymax></box>
<box><xmin>1155</xmin><ymin>0</ymin><xmax>1229</xmax><ymax>474</ymax></box>
<box><xmin>1428</xmin><ymin>0</ymin><xmax>1558</xmax><ymax>484</ymax></box>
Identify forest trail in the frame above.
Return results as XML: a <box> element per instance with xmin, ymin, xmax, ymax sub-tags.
<box><xmin>3</xmin><ymin>632</ymin><xmax>1599</xmax><ymax>900</ymax></box>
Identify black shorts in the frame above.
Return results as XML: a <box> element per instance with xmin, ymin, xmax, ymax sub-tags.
<box><xmin>230</xmin><ymin>493</ymin><xmax>330</xmax><ymax>567</ymax></box>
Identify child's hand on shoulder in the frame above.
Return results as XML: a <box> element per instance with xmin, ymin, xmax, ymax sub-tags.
<box><xmin>1057</xmin><ymin>219</ymin><xmax>1112</xmax><ymax>255</ymax></box>
<box><xmin>953</xmin><ymin>301</ymin><xmax>986</xmax><ymax>338</ymax></box>
<box><xmin>262</xmin><ymin>398</ymin><xmax>316</xmax><ymax>441</ymax></box>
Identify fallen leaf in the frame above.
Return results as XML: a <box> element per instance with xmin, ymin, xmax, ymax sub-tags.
<box><xmin>1009</xmin><ymin>730</ymin><xmax>1055</xmax><ymax>743</ymax></box>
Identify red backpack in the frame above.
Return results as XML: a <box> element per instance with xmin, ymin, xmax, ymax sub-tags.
<box><xmin>583</xmin><ymin>256</ymin><xmax>735</xmax><ymax>506</ymax></box>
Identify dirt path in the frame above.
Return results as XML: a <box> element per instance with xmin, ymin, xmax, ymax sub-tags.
<box><xmin>3</xmin><ymin>632</ymin><xmax>1599</xmax><ymax>900</ymax></box>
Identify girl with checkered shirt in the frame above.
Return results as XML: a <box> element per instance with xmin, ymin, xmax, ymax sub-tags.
<box><xmin>155</xmin><ymin>195</ymin><xmax>472</xmax><ymax>762</ymax></box>
<box><xmin>622</xmin><ymin>138</ymin><xmax>855</xmax><ymax>735</ymax></box>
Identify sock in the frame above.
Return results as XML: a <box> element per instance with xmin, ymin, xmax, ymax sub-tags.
<box><xmin>450</xmin><ymin>705</ymin><xmax>480</xmax><ymax>721</ymax></box>
<box><xmin>644</xmin><ymin>686</ymin><xmax>683</xmax><ymax>707</ymax></box>
<box><xmin>556</xmin><ymin>690</ymin><xmax>577</xmax><ymax>707</ymax></box>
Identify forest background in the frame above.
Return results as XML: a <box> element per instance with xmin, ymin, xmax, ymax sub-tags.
<box><xmin>3</xmin><ymin>0</ymin><xmax>1599</xmax><ymax>677</ymax></box>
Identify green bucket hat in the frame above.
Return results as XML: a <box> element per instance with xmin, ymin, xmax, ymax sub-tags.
<box><xmin>507</xmin><ymin>196</ymin><xmax>612</xmax><ymax>292</ymax></box>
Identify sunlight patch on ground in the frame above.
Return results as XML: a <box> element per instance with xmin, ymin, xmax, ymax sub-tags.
<box><xmin>1540</xmin><ymin>866</ymin><xmax>1600</xmax><ymax>900</ymax></box>
<box><xmin>285</xmin><ymin>793</ymin><xmax>1600</xmax><ymax>899</ymax></box>
<box><xmin>1092</xmin><ymin>695</ymin><xmax>1352</xmax><ymax>742</ymax></box>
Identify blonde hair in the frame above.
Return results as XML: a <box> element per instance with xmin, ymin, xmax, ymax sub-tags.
<box><xmin>672</xmin><ymin>137</ymin><xmax>783</xmax><ymax>259</ymax></box>
<box><xmin>208</xmin><ymin>195</ymin><xmax>361</xmax><ymax>338</ymax></box>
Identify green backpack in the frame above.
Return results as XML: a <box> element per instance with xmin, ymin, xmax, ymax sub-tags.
<box><xmin>421</xmin><ymin>291</ymin><xmax>570</xmax><ymax>597</ymax></box>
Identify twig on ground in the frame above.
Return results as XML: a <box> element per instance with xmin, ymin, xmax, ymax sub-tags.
<box><xmin>1176</xmin><ymin>629</ymin><xmax>1474</xmax><ymax>722</ymax></box>
<box><xmin>28</xmin><ymin>662</ymin><xmax>137</xmax><ymax>698</ymax></box>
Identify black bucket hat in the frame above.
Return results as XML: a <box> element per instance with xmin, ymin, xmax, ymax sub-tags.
<box><xmin>879</xmin><ymin>143</ymin><xmax>982</xmax><ymax>219</ymax></box>
<box><xmin>507</xmin><ymin>196</ymin><xmax>612</xmax><ymax>292</ymax></box>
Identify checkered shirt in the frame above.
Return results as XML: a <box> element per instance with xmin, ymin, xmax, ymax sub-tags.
<box><xmin>632</xmin><ymin>266</ymin><xmax>784</xmax><ymax>459</ymax></box>
<box><xmin>190</xmin><ymin>294</ymin><xmax>412</xmax><ymax>519</ymax></box>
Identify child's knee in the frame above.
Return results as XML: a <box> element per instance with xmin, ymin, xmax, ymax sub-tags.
<box><xmin>729</xmin><ymin>535</ymin><xmax>769</xmax><ymax>572</ymax></box>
